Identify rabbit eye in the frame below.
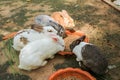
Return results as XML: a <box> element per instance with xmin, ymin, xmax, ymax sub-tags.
<box><xmin>76</xmin><ymin>40</ymin><xmax>80</xmax><ymax>45</ymax></box>
<box><xmin>47</xmin><ymin>30</ymin><xmax>53</xmax><ymax>32</ymax></box>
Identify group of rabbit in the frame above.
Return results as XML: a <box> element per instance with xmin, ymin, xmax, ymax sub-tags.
<box><xmin>12</xmin><ymin>10</ymin><xmax>108</xmax><ymax>75</ymax></box>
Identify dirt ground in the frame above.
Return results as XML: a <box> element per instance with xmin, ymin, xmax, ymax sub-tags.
<box><xmin>0</xmin><ymin>0</ymin><xmax>120</xmax><ymax>80</ymax></box>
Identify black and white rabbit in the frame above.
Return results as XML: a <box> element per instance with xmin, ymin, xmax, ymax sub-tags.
<box><xmin>34</xmin><ymin>15</ymin><xmax>66</xmax><ymax>38</ymax></box>
<box><xmin>70</xmin><ymin>35</ymin><xmax>108</xmax><ymax>74</ymax></box>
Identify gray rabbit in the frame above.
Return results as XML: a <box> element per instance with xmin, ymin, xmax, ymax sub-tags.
<box><xmin>34</xmin><ymin>15</ymin><xmax>66</xmax><ymax>38</ymax></box>
<box><xmin>70</xmin><ymin>35</ymin><xmax>108</xmax><ymax>74</ymax></box>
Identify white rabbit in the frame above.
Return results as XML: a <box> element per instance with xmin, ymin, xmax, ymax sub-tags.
<box><xmin>34</xmin><ymin>15</ymin><xmax>66</xmax><ymax>38</ymax></box>
<box><xmin>70</xmin><ymin>35</ymin><xmax>108</xmax><ymax>74</ymax></box>
<box><xmin>18</xmin><ymin>33</ymin><xmax>65</xmax><ymax>71</ymax></box>
<box><xmin>13</xmin><ymin>25</ymin><xmax>58</xmax><ymax>51</ymax></box>
<box><xmin>113</xmin><ymin>0</ymin><xmax>120</xmax><ymax>6</ymax></box>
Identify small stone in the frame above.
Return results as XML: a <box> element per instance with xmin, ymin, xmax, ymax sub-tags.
<box><xmin>26</xmin><ymin>0</ymin><xmax>31</xmax><ymax>2</ymax></box>
<box><xmin>108</xmin><ymin>65</ymin><xmax>117</xmax><ymax>69</ymax></box>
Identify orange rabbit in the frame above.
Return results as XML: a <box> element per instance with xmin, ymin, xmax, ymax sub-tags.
<box><xmin>51</xmin><ymin>10</ymin><xmax>75</xmax><ymax>29</ymax></box>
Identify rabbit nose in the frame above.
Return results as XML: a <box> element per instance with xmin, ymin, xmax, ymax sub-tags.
<box><xmin>52</xmin><ymin>37</ymin><xmax>58</xmax><ymax>42</ymax></box>
<box><xmin>61</xmin><ymin>45</ymin><xmax>64</xmax><ymax>47</ymax></box>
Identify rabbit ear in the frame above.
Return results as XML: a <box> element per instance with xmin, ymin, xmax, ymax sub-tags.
<box><xmin>62</xmin><ymin>10</ymin><xmax>69</xmax><ymax>17</ymax></box>
<box><xmin>61</xmin><ymin>10</ymin><xmax>75</xmax><ymax>27</ymax></box>
<box><xmin>78</xmin><ymin>35</ymin><xmax>86</xmax><ymax>42</ymax></box>
<box><xmin>73</xmin><ymin>35</ymin><xmax>86</xmax><ymax>45</ymax></box>
<box><xmin>31</xmin><ymin>24</ymin><xmax>43</xmax><ymax>32</ymax></box>
<box><xmin>62</xmin><ymin>10</ymin><xmax>73</xmax><ymax>20</ymax></box>
<box><xmin>70</xmin><ymin>35</ymin><xmax>86</xmax><ymax>51</ymax></box>
<box><xmin>65</xmin><ymin>27</ymin><xmax>75</xmax><ymax>33</ymax></box>
<box><xmin>49</xmin><ymin>20</ymin><xmax>59</xmax><ymax>30</ymax></box>
<box><xmin>49</xmin><ymin>20</ymin><xmax>66</xmax><ymax>37</ymax></box>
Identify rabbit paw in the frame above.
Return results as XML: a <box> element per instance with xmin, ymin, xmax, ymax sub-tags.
<box><xmin>76</xmin><ymin>58</ymin><xmax>79</xmax><ymax>61</ymax></box>
<box><xmin>41</xmin><ymin>61</ymin><xmax>48</xmax><ymax>66</ymax></box>
<box><xmin>49</xmin><ymin>55</ymin><xmax>55</xmax><ymax>59</ymax></box>
<box><xmin>79</xmin><ymin>62</ymin><xmax>82</xmax><ymax>66</ymax></box>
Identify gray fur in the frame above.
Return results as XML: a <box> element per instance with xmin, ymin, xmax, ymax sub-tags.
<box><xmin>34</xmin><ymin>15</ymin><xmax>66</xmax><ymax>38</ymax></box>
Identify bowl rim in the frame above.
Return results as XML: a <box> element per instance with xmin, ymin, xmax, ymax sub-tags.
<box><xmin>65</xmin><ymin>30</ymin><xmax>89</xmax><ymax>43</ymax></box>
<box><xmin>49</xmin><ymin>68</ymin><xmax>96</xmax><ymax>80</ymax></box>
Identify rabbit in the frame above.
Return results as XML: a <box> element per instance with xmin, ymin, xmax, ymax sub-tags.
<box><xmin>51</xmin><ymin>10</ymin><xmax>75</xmax><ymax>29</ymax></box>
<box><xmin>35</xmin><ymin>14</ymin><xmax>56</xmax><ymax>27</ymax></box>
<box><xmin>113</xmin><ymin>0</ymin><xmax>120</xmax><ymax>6</ymax></box>
<box><xmin>18</xmin><ymin>32</ymin><xmax>65</xmax><ymax>71</ymax></box>
<box><xmin>70</xmin><ymin>35</ymin><xmax>108</xmax><ymax>74</ymax></box>
<box><xmin>34</xmin><ymin>15</ymin><xmax>66</xmax><ymax>38</ymax></box>
<box><xmin>31</xmin><ymin>24</ymin><xmax>57</xmax><ymax>35</ymax></box>
<box><xmin>13</xmin><ymin>25</ymin><xmax>58</xmax><ymax>51</ymax></box>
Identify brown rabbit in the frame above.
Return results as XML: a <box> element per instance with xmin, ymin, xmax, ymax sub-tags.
<box><xmin>51</xmin><ymin>10</ymin><xmax>75</xmax><ymax>29</ymax></box>
<box><xmin>31</xmin><ymin>24</ymin><xmax>43</xmax><ymax>32</ymax></box>
<box><xmin>70</xmin><ymin>35</ymin><xmax>108</xmax><ymax>74</ymax></box>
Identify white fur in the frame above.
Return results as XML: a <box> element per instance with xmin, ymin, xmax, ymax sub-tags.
<box><xmin>18</xmin><ymin>34</ymin><xmax>64</xmax><ymax>71</ymax></box>
<box><xmin>42</xmin><ymin>26</ymin><xmax>57</xmax><ymax>34</ymax></box>
<box><xmin>73</xmin><ymin>42</ymin><xmax>89</xmax><ymax>65</ymax></box>
<box><xmin>13</xmin><ymin>26</ymin><xmax>58</xmax><ymax>51</ymax></box>
<box><xmin>113</xmin><ymin>0</ymin><xmax>120</xmax><ymax>6</ymax></box>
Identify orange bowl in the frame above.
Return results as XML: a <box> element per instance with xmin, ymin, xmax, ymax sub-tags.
<box><xmin>49</xmin><ymin>68</ymin><xmax>96</xmax><ymax>80</ymax></box>
<box><xmin>58</xmin><ymin>51</ymin><xmax>73</xmax><ymax>55</ymax></box>
<box><xmin>65</xmin><ymin>30</ymin><xmax>89</xmax><ymax>43</ymax></box>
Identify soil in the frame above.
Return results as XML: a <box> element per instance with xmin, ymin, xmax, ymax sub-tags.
<box><xmin>0</xmin><ymin>0</ymin><xmax>120</xmax><ymax>80</ymax></box>
<box><xmin>0</xmin><ymin>60</ymin><xmax>31</xmax><ymax>80</ymax></box>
